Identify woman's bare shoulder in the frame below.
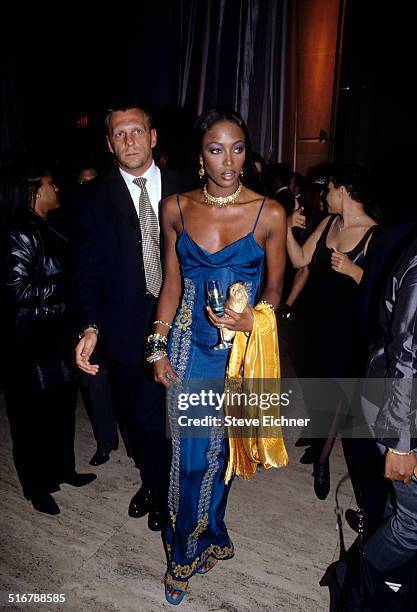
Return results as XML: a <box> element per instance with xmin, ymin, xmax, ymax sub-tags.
<box><xmin>161</xmin><ymin>194</ymin><xmax>179</xmax><ymax>219</ymax></box>
<box><xmin>180</xmin><ymin>188</ymin><xmax>202</xmax><ymax>202</ymax></box>
<box><xmin>261</xmin><ymin>197</ymin><xmax>287</xmax><ymax>223</ymax></box>
<box><xmin>163</xmin><ymin>188</ymin><xmax>200</xmax><ymax>204</ymax></box>
<box><xmin>166</xmin><ymin>189</ymin><xmax>201</xmax><ymax>209</ymax></box>
<box><xmin>242</xmin><ymin>186</ymin><xmax>265</xmax><ymax>204</ymax></box>
<box><xmin>317</xmin><ymin>214</ymin><xmax>333</xmax><ymax>228</ymax></box>
<box><xmin>162</xmin><ymin>190</ymin><xmax>202</xmax><ymax>225</ymax></box>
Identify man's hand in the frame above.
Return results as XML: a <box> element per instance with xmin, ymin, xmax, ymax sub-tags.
<box><xmin>75</xmin><ymin>331</ymin><xmax>99</xmax><ymax>375</ymax></box>
<box><xmin>385</xmin><ymin>450</ymin><xmax>417</xmax><ymax>484</ymax></box>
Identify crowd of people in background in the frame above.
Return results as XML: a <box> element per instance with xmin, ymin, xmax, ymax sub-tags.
<box><xmin>1</xmin><ymin>104</ymin><xmax>416</xmax><ymax>609</ymax></box>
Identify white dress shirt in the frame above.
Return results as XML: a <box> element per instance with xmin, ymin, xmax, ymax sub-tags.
<box><xmin>276</xmin><ymin>185</ymin><xmax>290</xmax><ymax>195</ymax></box>
<box><xmin>119</xmin><ymin>162</ymin><xmax>162</xmax><ymax>229</ymax></box>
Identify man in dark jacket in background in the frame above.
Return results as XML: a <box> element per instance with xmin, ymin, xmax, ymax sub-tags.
<box><xmin>361</xmin><ymin>232</ymin><xmax>417</xmax><ymax>572</ymax></box>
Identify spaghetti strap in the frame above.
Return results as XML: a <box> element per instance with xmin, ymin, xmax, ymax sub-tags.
<box><xmin>253</xmin><ymin>198</ymin><xmax>267</xmax><ymax>232</ymax></box>
<box><xmin>319</xmin><ymin>214</ymin><xmax>338</xmax><ymax>245</ymax></box>
<box><xmin>361</xmin><ymin>224</ymin><xmax>378</xmax><ymax>243</ymax></box>
<box><xmin>352</xmin><ymin>224</ymin><xmax>378</xmax><ymax>255</ymax></box>
<box><xmin>176</xmin><ymin>194</ymin><xmax>185</xmax><ymax>229</ymax></box>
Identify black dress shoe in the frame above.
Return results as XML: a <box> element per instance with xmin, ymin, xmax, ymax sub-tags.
<box><xmin>61</xmin><ymin>472</ymin><xmax>97</xmax><ymax>487</ymax></box>
<box><xmin>345</xmin><ymin>508</ymin><xmax>360</xmax><ymax>533</ymax></box>
<box><xmin>89</xmin><ymin>450</ymin><xmax>110</xmax><ymax>466</ymax></box>
<box><xmin>128</xmin><ymin>486</ymin><xmax>152</xmax><ymax>518</ymax></box>
<box><xmin>148</xmin><ymin>507</ymin><xmax>162</xmax><ymax>531</ymax></box>
<box><xmin>313</xmin><ymin>459</ymin><xmax>330</xmax><ymax>500</ymax></box>
<box><xmin>299</xmin><ymin>445</ymin><xmax>319</xmax><ymax>464</ymax></box>
<box><xmin>31</xmin><ymin>493</ymin><xmax>60</xmax><ymax>515</ymax></box>
<box><xmin>295</xmin><ymin>437</ymin><xmax>310</xmax><ymax>447</ymax></box>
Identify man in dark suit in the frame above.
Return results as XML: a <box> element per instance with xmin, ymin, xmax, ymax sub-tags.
<box><xmin>265</xmin><ymin>162</ymin><xmax>295</xmax><ymax>215</ymax></box>
<box><xmin>73</xmin><ymin>105</ymin><xmax>180</xmax><ymax>531</ymax></box>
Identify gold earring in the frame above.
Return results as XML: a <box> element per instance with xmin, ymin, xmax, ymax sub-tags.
<box><xmin>240</xmin><ymin>169</ymin><xmax>244</xmax><ymax>178</ymax></box>
<box><xmin>199</xmin><ymin>160</ymin><xmax>205</xmax><ymax>179</ymax></box>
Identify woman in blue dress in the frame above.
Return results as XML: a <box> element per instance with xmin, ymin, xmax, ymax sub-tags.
<box><xmin>148</xmin><ymin>108</ymin><xmax>287</xmax><ymax>604</ymax></box>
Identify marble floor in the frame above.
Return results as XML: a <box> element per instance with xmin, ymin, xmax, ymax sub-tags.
<box><xmin>0</xmin><ymin>391</ymin><xmax>356</xmax><ymax>612</ymax></box>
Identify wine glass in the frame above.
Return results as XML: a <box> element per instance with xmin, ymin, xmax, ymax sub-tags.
<box><xmin>205</xmin><ymin>280</ymin><xmax>233</xmax><ymax>350</ymax></box>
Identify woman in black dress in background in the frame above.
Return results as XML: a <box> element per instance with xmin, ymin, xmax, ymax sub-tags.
<box><xmin>286</xmin><ymin>164</ymin><xmax>378</xmax><ymax>499</ymax></box>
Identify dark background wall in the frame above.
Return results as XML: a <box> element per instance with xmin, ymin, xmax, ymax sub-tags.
<box><xmin>336</xmin><ymin>0</ymin><xmax>417</xmax><ymax>170</ymax></box>
<box><xmin>1</xmin><ymin>4</ymin><xmax>176</xmax><ymax>164</ymax></box>
<box><xmin>1</xmin><ymin>1</ymin><xmax>415</xmax><ymax>175</ymax></box>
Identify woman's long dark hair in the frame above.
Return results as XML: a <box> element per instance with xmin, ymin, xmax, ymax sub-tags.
<box><xmin>194</xmin><ymin>107</ymin><xmax>253</xmax><ymax>180</ymax></box>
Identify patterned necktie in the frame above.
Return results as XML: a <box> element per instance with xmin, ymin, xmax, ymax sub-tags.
<box><xmin>133</xmin><ymin>177</ymin><xmax>162</xmax><ymax>297</ymax></box>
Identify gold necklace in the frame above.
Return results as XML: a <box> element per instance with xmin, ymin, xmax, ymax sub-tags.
<box><xmin>202</xmin><ymin>182</ymin><xmax>242</xmax><ymax>207</ymax></box>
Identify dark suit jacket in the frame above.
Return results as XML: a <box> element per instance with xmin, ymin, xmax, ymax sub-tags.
<box><xmin>272</xmin><ymin>186</ymin><xmax>295</xmax><ymax>216</ymax></box>
<box><xmin>358</xmin><ymin>221</ymin><xmax>416</xmax><ymax>342</ymax></box>
<box><xmin>72</xmin><ymin>166</ymin><xmax>180</xmax><ymax>365</ymax></box>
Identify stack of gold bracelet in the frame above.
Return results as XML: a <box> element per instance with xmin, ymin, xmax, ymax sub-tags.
<box><xmin>145</xmin><ymin>320</ymin><xmax>172</xmax><ymax>363</ymax></box>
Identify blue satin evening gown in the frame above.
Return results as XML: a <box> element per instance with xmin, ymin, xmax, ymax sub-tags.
<box><xmin>166</xmin><ymin>195</ymin><xmax>266</xmax><ymax>581</ymax></box>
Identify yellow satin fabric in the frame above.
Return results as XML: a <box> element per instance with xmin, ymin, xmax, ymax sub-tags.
<box><xmin>225</xmin><ymin>303</ymin><xmax>288</xmax><ymax>482</ymax></box>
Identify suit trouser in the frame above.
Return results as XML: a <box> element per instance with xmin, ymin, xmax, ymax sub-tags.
<box><xmin>80</xmin><ymin>367</ymin><xmax>120</xmax><ymax>453</ymax></box>
<box><xmin>5</xmin><ymin>381</ymin><xmax>77</xmax><ymax>499</ymax></box>
<box><xmin>364</xmin><ymin>475</ymin><xmax>417</xmax><ymax>572</ymax></box>
<box><xmin>108</xmin><ymin>359</ymin><xmax>168</xmax><ymax>505</ymax></box>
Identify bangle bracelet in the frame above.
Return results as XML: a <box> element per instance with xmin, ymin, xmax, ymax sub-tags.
<box><xmin>145</xmin><ymin>333</ymin><xmax>168</xmax><ymax>361</ymax></box>
<box><xmin>148</xmin><ymin>333</ymin><xmax>168</xmax><ymax>343</ymax></box>
<box><xmin>388</xmin><ymin>447</ymin><xmax>414</xmax><ymax>456</ymax></box>
<box><xmin>146</xmin><ymin>350</ymin><xmax>168</xmax><ymax>364</ymax></box>
<box><xmin>153</xmin><ymin>320</ymin><xmax>172</xmax><ymax>330</ymax></box>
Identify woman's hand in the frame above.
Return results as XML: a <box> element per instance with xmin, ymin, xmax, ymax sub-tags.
<box><xmin>206</xmin><ymin>305</ymin><xmax>254</xmax><ymax>333</ymax></box>
<box><xmin>331</xmin><ymin>249</ymin><xmax>363</xmax><ymax>283</ymax></box>
<box><xmin>287</xmin><ymin>205</ymin><xmax>306</xmax><ymax>230</ymax></box>
<box><xmin>153</xmin><ymin>356</ymin><xmax>178</xmax><ymax>387</ymax></box>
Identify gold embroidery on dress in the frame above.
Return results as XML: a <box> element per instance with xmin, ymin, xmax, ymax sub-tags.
<box><xmin>186</xmin><ymin>427</ymin><xmax>223</xmax><ymax>558</ymax></box>
<box><xmin>167</xmin><ymin>278</ymin><xmax>234</xmax><ymax>578</ymax></box>
<box><xmin>167</xmin><ymin>278</ymin><xmax>195</xmax><ymax>530</ymax></box>
<box><xmin>189</xmin><ymin>514</ymin><xmax>208</xmax><ymax>539</ymax></box>
<box><xmin>170</xmin><ymin>543</ymin><xmax>234</xmax><ymax>579</ymax></box>
<box><xmin>170</xmin><ymin>512</ymin><xmax>177</xmax><ymax>530</ymax></box>
<box><xmin>177</xmin><ymin>300</ymin><xmax>192</xmax><ymax>329</ymax></box>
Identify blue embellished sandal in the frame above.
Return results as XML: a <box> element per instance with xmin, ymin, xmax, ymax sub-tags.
<box><xmin>164</xmin><ymin>573</ymin><xmax>188</xmax><ymax>605</ymax></box>
<box><xmin>197</xmin><ymin>555</ymin><xmax>218</xmax><ymax>575</ymax></box>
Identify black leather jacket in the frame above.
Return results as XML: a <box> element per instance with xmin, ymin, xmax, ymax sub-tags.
<box><xmin>4</xmin><ymin>212</ymin><xmax>73</xmax><ymax>389</ymax></box>
<box><xmin>367</xmin><ymin>231</ymin><xmax>417</xmax><ymax>450</ymax></box>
